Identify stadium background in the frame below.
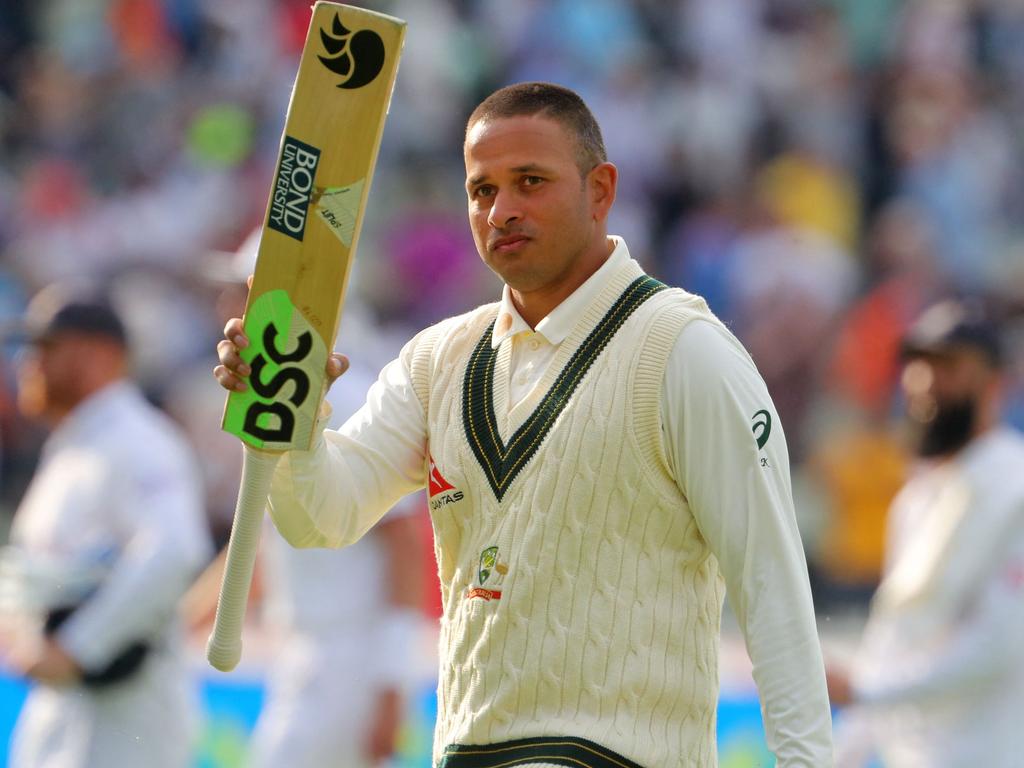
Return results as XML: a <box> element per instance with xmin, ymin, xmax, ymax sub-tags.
<box><xmin>1</xmin><ymin>0</ymin><xmax>1023</xmax><ymax>765</ymax></box>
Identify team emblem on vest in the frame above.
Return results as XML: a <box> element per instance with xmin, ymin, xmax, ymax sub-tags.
<box><xmin>467</xmin><ymin>545</ymin><xmax>507</xmax><ymax>601</ymax></box>
<box><xmin>428</xmin><ymin>453</ymin><xmax>464</xmax><ymax>511</ymax></box>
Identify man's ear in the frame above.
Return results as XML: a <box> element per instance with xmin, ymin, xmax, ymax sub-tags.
<box><xmin>588</xmin><ymin>162</ymin><xmax>617</xmax><ymax>222</ymax></box>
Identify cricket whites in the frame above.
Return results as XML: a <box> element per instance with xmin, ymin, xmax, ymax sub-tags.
<box><xmin>206</xmin><ymin>2</ymin><xmax>405</xmax><ymax>672</ymax></box>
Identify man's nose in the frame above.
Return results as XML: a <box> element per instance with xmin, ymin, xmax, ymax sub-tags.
<box><xmin>487</xmin><ymin>189</ymin><xmax>522</xmax><ymax>229</ymax></box>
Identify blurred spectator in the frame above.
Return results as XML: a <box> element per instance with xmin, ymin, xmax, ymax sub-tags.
<box><xmin>827</xmin><ymin>197</ymin><xmax>945</xmax><ymax>415</ymax></box>
<box><xmin>722</xmin><ymin>156</ymin><xmax>859</xmax><ymax>461</ymax></box>
<box><xmin>0</xmin><ymin>282</ymin><xmax>212</xmax><ymax>767</ymax></box>
<box><xmin>827</xmin><ymin>297</ymin><xmax>1024</xmax><ymax>767</ymax></box>
<box><xmin>802</xmin><ymin>197</ymin><xmax>945</xmax><ymax>605</ymax></box>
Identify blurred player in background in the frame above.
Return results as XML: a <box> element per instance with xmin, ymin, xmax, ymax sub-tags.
<box><xmin>215</xmin><ymin>82</ymin><xmax>832</xmax><ymax>765</ymax></box>
<box><xmin>184</xmin><ymin>230</ymin><xmax>429</xmax><ymax>768</ymax></box>
<box><xmin>0</xmin><ymin>285</ymin><xmax>212</xmax><ymax>768</ymax></box>
<box><xmin>827</xmin><ymin>298</ymin><xmax>1024</xmax><ymax>767</ymax></box>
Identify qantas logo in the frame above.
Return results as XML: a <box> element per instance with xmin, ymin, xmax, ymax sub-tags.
<box><xmin>429</xmin><ymin>454</ymin><xmax>463</xmax><ymax>510</ymax></box>
<box><xmin>318</xmin><ymin>13</ymin><xmax>386</xmax><ymax>90</ymax></box>
<box><xmin>429</xmin><ymin>454</ymin><xmax>454</xmax><ymax>496</ymax></box>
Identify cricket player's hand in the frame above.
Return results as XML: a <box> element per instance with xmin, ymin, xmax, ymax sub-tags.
<box><xmin>214</xmin><ymin>316</ymin><xmax>349</xmax><ymax>393</ymax></box>
<box><xmin>6</xmin><ymin>634</ymin><xmax>81</xmax><ymax>686</ymax></box>
<box><xmin>825</xmin><ymin>663</ymin><xmax>854</xmax><ymax>707</ymax></box>
<box><xmin>364</xmin><ymin>686</ymin><xmax>402</xmax><ymax>763</ymax></box>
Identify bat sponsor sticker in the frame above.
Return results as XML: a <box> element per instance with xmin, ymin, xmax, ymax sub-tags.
<box><xmin>268</xmin><ymin>136</ymin><xmax>321</xmax><ymax>242</ymax></box>
<box><xmin>315</xmin><ymin>179</ymin><xmax>364</xmax><ymax>247</ymax></box>
<box><xmin>223</xmin><ymin>289</ymin><xmax>327</xmax><ymax>450</ymax></box>
<box><xmin>318</xmin><ymin>12</ymin><xmax>387</xmax><ymax>89</ymax></box>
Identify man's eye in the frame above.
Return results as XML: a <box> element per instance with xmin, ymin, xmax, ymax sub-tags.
<box><xmin>473</xmin><ymin>185</ymin><xmax>495</xmax><ymax>198</ymax></box>
<box><xmin>523</xmin><ymin>176</ymin><xmax>544</xmax><ymax>186</ymax></box>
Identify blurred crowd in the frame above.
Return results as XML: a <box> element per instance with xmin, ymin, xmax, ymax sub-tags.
<box><xmin>1</xmin><ymin>0</ymin><xmax>1024</xmax><ymax>613</ymax></box>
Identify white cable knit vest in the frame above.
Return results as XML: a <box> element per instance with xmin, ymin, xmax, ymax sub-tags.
<box><xmin>412</xmin><ymin>260</ymin><xmax>728</xmax><ymax>768</ymax></box>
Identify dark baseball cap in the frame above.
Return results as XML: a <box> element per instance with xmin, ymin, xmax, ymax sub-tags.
<box><xmin>11</xmin><ymin>284</ymin><xmax>127</xmax><ymax>346</ymax></box>
<box><xmin>901</xmin><ymin>297</ymin><xmax>1003</xmax><ymax>367</ymax></box>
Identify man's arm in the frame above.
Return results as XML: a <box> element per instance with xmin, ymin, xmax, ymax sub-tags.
<box><xmin>265</xmin><ymin>333</ymin><xmax>431</xmax><ymax>549</ymax></box>
<box><xmin>56</xmin><ymin>438</ymin><xmax>213</xmax><ymax>672</ymax></box>
<box><xmin>850</xmin><ymin>527</ymin><xmax>1024</xmax><ymax>707</ymax></box>
<box><xmin>663</xmin><ymin>319</ymin><xmax>833</xmax><ymax>766</ymax></box>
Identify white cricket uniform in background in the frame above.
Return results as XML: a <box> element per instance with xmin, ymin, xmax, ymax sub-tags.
<box><xmin>837</xmin><ymin>427</ymin><xmax>1024</xmax><ymax>768</ymax></box>
<box><xmin>248</xmin><ymin>346</ymin><xmax>424</xmax><ymax>768</ymax></box>
<box><xmin>265</xmin><ymin>238</ymin><xmax>832</xmax><ymax>766</ymax></box>
<box><xmin>8</xmin><ymin>381</ymin><xmax>212</xmax><ymax>768</ymax></box>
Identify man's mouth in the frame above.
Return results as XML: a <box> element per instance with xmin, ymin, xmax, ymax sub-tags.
<box><xmin>490</xmin><ymin>234</ymin><xmax>530</xmax><ymax>254</ymax></box>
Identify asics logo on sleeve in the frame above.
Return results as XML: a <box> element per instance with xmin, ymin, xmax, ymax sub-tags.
<box><xmin>752</xmin><ymin>409</ymin><xmax>772</xmax><ymax>450</ymax></box>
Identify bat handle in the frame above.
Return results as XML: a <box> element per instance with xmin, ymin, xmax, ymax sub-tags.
<box><xmin>206</xmin><ymin>445</ymin><xmax>282</xmax><ymax>672</ymax></box>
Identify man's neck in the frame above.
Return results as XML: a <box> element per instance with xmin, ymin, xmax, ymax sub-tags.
<box><xmin>510</xmin><ymin>236</ymin><xmax>614</xmax><ymax>328</ymax></box>
<box><xmin>48</xmin><ymin>375</ymin><xmax>125</xmax><ymax>428</ymax></box>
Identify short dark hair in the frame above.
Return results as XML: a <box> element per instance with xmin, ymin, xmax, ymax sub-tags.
<box><xmin>466</xmin><ymin>82</ymin><xmax>607</xmax><ymax>174</ymax></box>
<box><xmin>15</xmin><ymin>283</ymin><xmax>127</xmax><ymax>347</ymax></box>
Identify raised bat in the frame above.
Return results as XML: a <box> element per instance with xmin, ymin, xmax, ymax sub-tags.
<box><xmin>207</xmin><ymin>1</ymin><xmax>405</xmax><ymax>672</ymax></box>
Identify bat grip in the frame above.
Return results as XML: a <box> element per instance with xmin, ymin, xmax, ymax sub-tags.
<box><xmin>206</xmin><ymin>445</ymin><xmax>282</xmax><ymax>672</ymax></box>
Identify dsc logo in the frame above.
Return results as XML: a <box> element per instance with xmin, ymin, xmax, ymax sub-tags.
<box><xmin>242</xmin><ymin>321</ymin><xmax>314</xmax><ymax>444</ymax></box>
<box><xmin>223</xmin><ymin>290</ymin><xmax>326</xmax><ymax>451</ymax></box>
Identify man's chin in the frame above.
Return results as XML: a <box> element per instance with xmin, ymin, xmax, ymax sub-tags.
<box><xmin>487</xmin><ymin>259</ymin><xmax>536</xmax><ymax>288</ymax></box>
<box><xmin>911</xmin><ymin>398</ymin><xmax>977</xmax><ymax>457</ymax></box>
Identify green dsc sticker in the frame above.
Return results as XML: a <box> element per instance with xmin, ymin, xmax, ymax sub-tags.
<box><xmin>223</xmin><ymin>289</ymin><xmax>327</xmax><ymax>450</ymax></box>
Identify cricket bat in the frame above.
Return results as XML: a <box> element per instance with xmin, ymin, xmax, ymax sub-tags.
<box><xmin>206</xmin><ymin>2</ymin><xmax>405</xmax><ymax>672</ymax></box>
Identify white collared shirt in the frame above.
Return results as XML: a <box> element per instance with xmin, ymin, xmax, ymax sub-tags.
<box><xmin>839</xmin><ymin>427</ymin><xmax>1024</xmax><ymax>767</ymax></box>
<box><xmin>10</xmin><ymin>380</ymin><xmax>212</xmax><ymax>670</ymax></box>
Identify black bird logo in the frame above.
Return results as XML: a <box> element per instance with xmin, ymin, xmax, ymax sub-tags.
<box><xmin>318</xmin><ymin>14</ymin><xmax>386</xmax><ymax>90</ymax></box>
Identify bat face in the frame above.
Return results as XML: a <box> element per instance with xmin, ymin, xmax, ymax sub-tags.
<box><xmin>222</xmin><ymin>3</ymin><xmax>405</xmax><ymax>451</ymax></box>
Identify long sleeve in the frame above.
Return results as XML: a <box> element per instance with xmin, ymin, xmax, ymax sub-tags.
<box><xmin>852</xmin><ymin>463</ymin><xmax>1024</xmax><ymax>707</ymax></box>
<box><xmin>58</xmin><ymin>445</ymin><xmax>211</xmax><ymax>669</ymax></box>
<box><xmin>662</xmin><ymin>319</ymin><xmax>833</xmax><ymax>766</ymax></box>
<box><xmin>855</xmin><ymin>545</ymin><xmax>1024</xmax><ymax>707</ymax></box>
<box><xmin>266</xmin><ymin>332</ymin><xmax>429</xmax><ymax>548</ymax></box>
<box><xmin>44</xmin><ymin>390</ymin><xmax>214</xmax><ymax>670</ymax></box>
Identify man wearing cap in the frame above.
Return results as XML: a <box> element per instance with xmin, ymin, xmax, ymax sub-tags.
<box><xmin>1</xmin><ymin>284</ymin><xmax>212</xmax><ymax>768</ymax></box>
<box><xmin>827</xmin><ymin>298</ymin><xmax>1024</xmax><ymax>767</ymax></box>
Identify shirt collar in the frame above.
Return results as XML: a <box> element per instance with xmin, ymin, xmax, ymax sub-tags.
<box><xmin>491</xmin><ymin>236</ymin><xmax>630</xmax><ymax>348</ymax></box>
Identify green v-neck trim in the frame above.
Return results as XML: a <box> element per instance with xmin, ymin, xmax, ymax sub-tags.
<box><xmin>462</xmin><ymin>275</ymin><xmax>668</xmax><ymax>501</ymax></box>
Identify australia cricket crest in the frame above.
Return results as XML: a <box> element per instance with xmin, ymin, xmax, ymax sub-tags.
<box><xmin>467</xmin><ymin>545</ymin><xmax>507</xmax><ymax>601</ymax></box>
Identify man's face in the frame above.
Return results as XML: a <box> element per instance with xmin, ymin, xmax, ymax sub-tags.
<box><xmin>464</xmin><ymin>114</ymin><xmax>607</xmax><ymax>298</ymax></box>
<box><xmin>16</xmin><ymin>334</ymin><xmax>89</xmax><ymax>422</ymax></box>
<box><xmin>900</xmin><ymin>346</ymin><xmax>995</xmax><ymax>456</ymax></box>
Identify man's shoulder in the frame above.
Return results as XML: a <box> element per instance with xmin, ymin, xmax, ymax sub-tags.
<box><xmin>628</xmin><ymin>281</ymin><xmax>713</xmax><ymax>326</ymax></box>
<box><xmin>101</xmin><ymin>386</ymin><xmax>195</xmax><ymax>466</ymax></box>
<box><xmin>435</xmin><ymin>301</ymin><xmax>502</xmax><ymax>333</ymax></box>
<box><xmin>636</xmin><ymin>285</ymin><xmax>740</xmax><ymax>349</ymax></box>
<box><xmin>408</xmin><ymin>301</ymin><xmax>501</xmax><ymax>354</ymax></box>
<box><xmin>968</xmin><ymin>427</ymin><xmax>1024</xmax><ymax>495</ymax></box>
